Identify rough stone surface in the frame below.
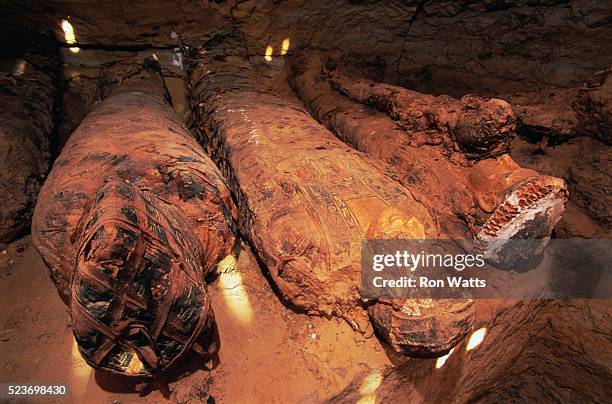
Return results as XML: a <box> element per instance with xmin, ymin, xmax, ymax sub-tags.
<box><xmin>505</xmin><ymin>88</ymin><xmax>580</xmax><ymax>141</ymax></box>
<box><xmin>0</xmin><ymin>31</ymin><xmax>59</xmax><ymax>244</ymax></box>
<box><xmin>575</xmin><ymin>68</ymin><xmax>612</xmax><ymax>145</ymax></box>
<box><xmin>503</xmin><ymin>67</ymin><xmax>612</xmax><ymax>145</ymax></box>
<box><xmin>56</xmin><ymin>62</ymin><xmax>100</xmax><ymax>149</ymax></box>
<box><xmin>511</xmin><ymin>136</ymin><xmax>612</xmax><ymax>230</ymax></box>
<box><xmin>3</xmin><ymin>1</ymin><xmax>610</xmax><ymax>94</ymax></box>
<box><xmin>329</xmin><ymin>299</ymin><xmax>612</xmax><ymax>403</ymax></box>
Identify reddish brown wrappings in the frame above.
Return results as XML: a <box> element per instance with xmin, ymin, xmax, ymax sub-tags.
<box><xmin>327</xmin><ymin>62</ymin><xmax>516</xmax><ymax>160</ymax></box>
<box><xmin>187</xmin><ymin>45</ymin><xmax>473</xmax><ymax>357</ymax></box>
<box><xmin>289</xmin><ymin>51</ymin><xmax>568</xmax><ymax>266</ymax></box>
<box><xmin>32</xmin><ymin>59</ymin><xmax>237</xmax><ymax>376</ymax></box>
<box><xmin>69</xmin><ymin>180</ymin><xmax>219</xmax><ymax>376</ymax></box>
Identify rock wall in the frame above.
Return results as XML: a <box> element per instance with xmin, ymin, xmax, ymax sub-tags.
<box><xmin>0</xmin><ymin>31</ymin><xmax>59</xmax><ymax>244</ymax></box>
<box><xmin>3</xmin><ymin>1</ymin><xmax>610</xmax><ymax>97</ymax></box>
<box><xmin>330</xmin><ymin>299</ymin><xmax>612</xmax><ymax>403</ymax></box>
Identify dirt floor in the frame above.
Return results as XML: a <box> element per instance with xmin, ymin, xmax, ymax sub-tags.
<box><xmin>0</xmin><ymin>234</ymin><xmax>525</xmax><ymax>403</ymax></box>
<box><xmin>0</xmin><ymin>237</ymin><xmax>401</xmax><ymax>403</ymax></box>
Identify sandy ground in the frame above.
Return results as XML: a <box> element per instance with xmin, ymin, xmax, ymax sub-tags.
<box><xmin>0</xmin><ymin>236</ymin><xmax>522</xmax><ymax>404</ymax></box>
<box><xmin>0</xmin><ymin>237</ymin><xmax>404</xmax><ymax>403</ymax></box>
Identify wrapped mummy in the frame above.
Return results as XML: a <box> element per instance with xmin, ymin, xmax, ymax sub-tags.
<box><xmin>32</xmin><ymin>58</ymin><xmax>237</xmax><ymax>376</ymax></box>
<box><xmin>289</xmin><ymin>51</ymin><xmax>568</xmax><ymax>267</ymax></box>
<box><xmin>187</xmin><ymin>41</ymin><xmax>473</xmax><ymax>358</ymax></box>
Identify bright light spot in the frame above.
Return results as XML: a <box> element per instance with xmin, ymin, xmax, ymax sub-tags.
<box><xmin>171</xmin><ymin>51</ymin><xmax>183</xmax><ymax>69</ymax></box>
<box><xmin>217</xmin><ymin>255</ymin><xmax>253</xmax><ymax>324</ymax></box>
<box><xmin>466</xmin><ymin>327</ymin><xmax>487</xmax><ymax>351</ymax></box>
<box><xmin>281</xmin><ymin>38</ymin><xmax>290</xmax><ymax>56</ymax></box>
<box><xmin>70</xmin><ymin>337</ymin><xmax>90</xmax><ymax>370</ymax></box>
<box><xmin>435</xmin><ymin>347</ymin><xmax>455</xmax><ymax>369</ymax></box>
<box><xmin>61</xmin><ymin>20</ymin><xmax>80</xmax><ymax>53</ymax></box>
<box><xmin>152</xmin><ymin>53</ymin><xmax>159</xmax><ymax>61</ymax></box>
<box><xmin>359</xmin><ymin>369</ymin><xmax>382</xmax><ymax>395</ymax></box>
<box><xmin>70</xmin><ymin>336</ymin><xmax>92</xmax><ymax>397</ymax></box>
<box><xmin>356</xmin><ymin>396</ymin><xmax>376</xmax><ymax>404</ymax></box>
<box><xmin>264</xmin><ymin>45</ymin><xmax>273</xmax><ymax>62</ymax></box>
<box><xmin>61</xmin><ymin>19</ymin><xmax>76</xmax><ymax>44</ymax></box>
<box><xmin>217</xmin><ymin>254</ymin><xmax>237</xmax><ymax>273</ymax></box>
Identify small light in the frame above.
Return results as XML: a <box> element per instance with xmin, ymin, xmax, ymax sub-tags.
<box><xmin>466</xmin><ymin>327</ymin><xmax>487</xmax><ymax>351</ymax></box>
<box><xmin>264</xmin><ymin>45</ymin><xmax>273</xmax><ymax>62</ymax></box>
<box><xmin>435</xmin><ymin>347</ymin><xmax>455</xmax><ymax>369</ymax></box>
<box><xmin>359</xmin><ymin>369</ymin><xmax>382</xmax><ymax>396</ymax></box>
<box><xmin>61</xmin><ymin>19</ymin><xmax>80</xmax><ymax>53</ymax></box>
<box><xmin>152</xmin><ymin>53</ymin><xmax>159</xmax><ymax>61</ymax></box>
<box><xmin>69</xmin><ymin>336</ymin><xmax>93</xmax><ymax>398</ymax></box>
<box><xmin>61</xmin><ymin>19</ymin><xmax>76</xmax><ymax>44</ymax></box>
<box><xmin>281</xmin><ymin>38</ymin><xmax>290</xmax><ymax>56</ymax></box>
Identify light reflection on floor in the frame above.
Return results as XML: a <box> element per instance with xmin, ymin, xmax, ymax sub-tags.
<box><xmin>217</xmin><ymin>255</ymin><xmax>254</xmax><ymax>325</ymax></box>
<box><xmin>69</xmin><ymin>335</ymin><xmax>93</xmax><ymax>398</ymax></box>
<box><xmin>466</xmin><ymin>327</ymin><xmax>487</xmax><ymax>351</ymax></box>
<box><xmin>435</xmin><ymin>347</ymin><xmax>455</xmax><ymax>369</ymax></box>
<box><xmin>356</xmin><ymin>368</ymin><xmax>383</xmax><ymax>404</ymax></box>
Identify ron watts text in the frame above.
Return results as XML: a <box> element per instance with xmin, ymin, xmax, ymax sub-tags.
<box><xmin>372</xmin><ymin>276</ymin><xmax>486</xmax><ymax>288</ymax></box>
